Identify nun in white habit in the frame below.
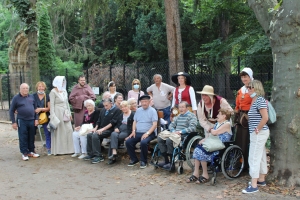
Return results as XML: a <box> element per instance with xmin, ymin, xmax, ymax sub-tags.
<box><xmin>49</xmin><ymin>76</ymin><xmax>74</xmax><ymax>155</ymax></box>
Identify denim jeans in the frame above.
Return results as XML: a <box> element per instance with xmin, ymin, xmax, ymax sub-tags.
<box><xmin>17</xmin><ymin>119</ymin><xmax>36</xmax><ymax>154</ymax></box>
<box><xmin>42</xmin><ymin>123</ymin><xmax>51</xmax><ymax>149</ymax></box>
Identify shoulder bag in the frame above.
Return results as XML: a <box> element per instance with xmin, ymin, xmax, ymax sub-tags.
<box><xmin>39</xmin><ymin>95</ymin><xmax>48</xmax><ymax>125</ymax></box>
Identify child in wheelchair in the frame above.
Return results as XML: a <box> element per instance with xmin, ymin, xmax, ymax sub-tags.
<box><xmin>187</xmin><ymin>108</ymin><xmax>232</xmax><ymax>183</ymax></box>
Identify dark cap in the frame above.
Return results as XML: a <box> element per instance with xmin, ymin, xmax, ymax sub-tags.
<box><xmin>138</xmin><ymin>95</ymin><xmax>151</xmax><ymax>101</ymax></box>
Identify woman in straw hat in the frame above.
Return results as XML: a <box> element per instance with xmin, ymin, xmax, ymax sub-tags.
<box><xmin>234</xmin><ymin>67</ymin><xmax>254</xmax><ymax>170</ymax></box>
<box><xmin>171</xmin><ymin>72</ymin><xmax>197</xmax><ymax>115</ymax></box>
<box><xmin>196</xmin><ymin>85</ymin><xmax>233</xmax><ymax>137</ymax></box>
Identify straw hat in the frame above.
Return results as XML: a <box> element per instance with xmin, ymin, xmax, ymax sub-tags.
<box><xmin>196</xmin><ymin>85</ymin><xmax>215</xmax><ymax>96</ymax></box>
<box><xmin>171</xmin><ymin>72</ymin><xmax>191</xmax><ymax>85</ymax></box>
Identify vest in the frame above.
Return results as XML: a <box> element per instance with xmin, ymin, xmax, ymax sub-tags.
<box><xmin>202</xmin><ymin>96</ymin><xmax>222</xmax><ymax>119</ymax></box>
<box><xmin>175</xmin><ymin>85</ymin><xmax>191</xmax><ymax>105</ymax></box>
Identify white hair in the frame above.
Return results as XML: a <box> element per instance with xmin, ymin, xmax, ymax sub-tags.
<box><xmin>127</xmin><ymin>98</ymin><xmax>137</xmax><ymax>104</ymax></box>
<box><xmin>84</xmin><ymin>99</ymin><xmax>95</xmax><ymax>107</ymax></box>
<box><xmin>102</xmin><ymin>91</ymin><xmax>111</xmax><ymax>100</ymax></box>
<box><xmin>153</xmin><ymin>74</ymin><xmax>162</xmax><ymax>81</ymax></box>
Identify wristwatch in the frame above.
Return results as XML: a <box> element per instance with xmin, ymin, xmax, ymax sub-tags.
<box><xmin>146</xmin><ymin>131</ymin><xmax>150</xmax><ymax>135</ymax></box>
<box><xmin>179</xmin><ymin>131</ymin><xmax>182</xmax><ymax>134</ymax></box>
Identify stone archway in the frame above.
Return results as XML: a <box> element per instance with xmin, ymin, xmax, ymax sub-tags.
<box><xmin>8</xmin><ymin>31</ymin><xmax>31</xmax><ymax>95</ymax></box>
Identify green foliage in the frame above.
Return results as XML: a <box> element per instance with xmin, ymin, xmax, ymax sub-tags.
<box><xmin>38</xmin><ymin>10</ymin><xmax>55</xmax><ymax>75</ymax></box>
<box><xmin>55</xmin><ymin>57</ymin><xmax>83</xmax><ymax>78</ymax></box>
<box><xmin>7</xmin><ymin>0</ymin><xmax>38</xmax><ymax>33</ymax></box>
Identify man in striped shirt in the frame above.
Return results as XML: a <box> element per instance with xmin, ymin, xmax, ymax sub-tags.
<box><xmin>157</xmin><ymin>101</ymin><xmax>197</xmax><ymax>169</ymax></box>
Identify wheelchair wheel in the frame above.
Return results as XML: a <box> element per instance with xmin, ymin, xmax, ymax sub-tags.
<box><xmin>150</xmin><ymin>145</ymin><xmax>163</xmax><ymax>168</ymax></box>
<box><xmin>177</xmin><ymin>161</ymin><xmax>184</xmax><ymax>174</ymax></box>
<box><xmin>221</xmin><ymin>145</ymin><xmax>244</xmax><ymax>179</ymax></box>
<box><xmin>185</xmin><ymin>135</ymin><xmax>202</xmax><ymax>170</ymax></box>
<box><xmin>211</xmin><ymin>177</ymin><xmax>216</xmax><ymax>186</ymax></box>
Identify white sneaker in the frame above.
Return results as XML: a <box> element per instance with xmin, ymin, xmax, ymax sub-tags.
<box><xmin>28</xmin><ymin>152</ymin><xmax>40</xmax><ymax>158</ymax></box>
<box><xmin>78</xmin><ymin>154</ymin><xmax>86</xmax><ymax>159</ymax></box>
<box><xmin>71</xmin><ymin>153</ymin><xmax>80</xmax><ymax>157</ymax></box>
<box><xmin>22</xmin><ymin>154</ymin><xmax>29</xmax><ymax>161</ymax></box>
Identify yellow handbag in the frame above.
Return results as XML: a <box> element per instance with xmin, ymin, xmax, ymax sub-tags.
<box><xmin>39</xmin><ymin>95</ymin><xmax>48</xmax><ymax>124</ymax></box>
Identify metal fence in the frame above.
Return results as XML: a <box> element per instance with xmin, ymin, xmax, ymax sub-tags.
<box><xmin>0</xmin><ymin>55</ymin><xmax>273</xmax><ymax>110</ymax></box>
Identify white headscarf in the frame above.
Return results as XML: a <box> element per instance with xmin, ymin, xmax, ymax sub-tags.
<box><xmin>241</xmin><ymin>67</ymin><xmax>254</xmax><ymax>94</ymax></box>
<box><xmin>52</xmin><ymin>76</ymin><xmax>66</xmax><ymax>91</ymax></box>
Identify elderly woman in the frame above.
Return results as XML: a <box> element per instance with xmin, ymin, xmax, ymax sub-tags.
<box><xmin>128</xmin><ymin>98</ymin><xmax>137</xmax><ymax>111</ymax></box>
<box><xmin>234</xmin><ymin>68</ymin><xmax>254</xmax><ymax>170</ymax></box>
<box><xmin>127</xmin><ymin>79</ymin><xmax>144</xmax><ymax>103</ymax></box>
<box><xmin>49</xmin><ymin>76</ymin><xmax>74</xmax><ymax>155</ymax></box>
<box><xmin>108</xmin><ymin>101</ymin><xmax>135</xmax><ymax>164</ymax></box>
<box><xmin>171</xmin><ymin>72</ymin><xmax>197</xmax><ymax>115</ymax></box>
<box><xmin>108</xmin><ymin>81</ymin><xmax>117</xmax><ymax>99</ymax></box>
<box><xmin>72</xmin><ymin>99</ymin><xmax>100</xmax><ymax>159</ymax></box>
<box><xmin>33</xmin><ymin>81</ymin><xmax>51</xmax><ymax>155</ymax></box>
<box><xmin>196</xmin><ymin>85</ymin><xmax>233</xmax><ymax>137</ymax></box>
<box><xmin>187</xmin><ymin>109</ymin><xmax>232</xmax><ymax>183</ymax></box>
<box><xmin>242</xmin><ymin>80</ymin><xmax>269</xmax><ymax>194</ymax></box>
<box><xmin>113</xmin><ymin>93</ymin><xmax>124</xmax><ymax>109</ymax></box>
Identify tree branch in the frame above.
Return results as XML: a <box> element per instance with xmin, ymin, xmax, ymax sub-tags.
<box><xmin>248</xmin><ymin>0</ymin><xmax>278</xmax><ymax>35</ymax></box>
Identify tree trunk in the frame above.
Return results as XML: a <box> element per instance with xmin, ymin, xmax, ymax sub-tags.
<box><xmin>164</xmin><ymin>0</ymin><xmax>184</xmax><ymax>84</ymax></box>
<box><xmin>28</xmin><ymin>0</ymin><xmax>40</xmax><ymax>86</ymax></box>
<box><xmin>248</xmin><ymin>0</ymin><xmax>300</xmax><ymax>186</ymax></box>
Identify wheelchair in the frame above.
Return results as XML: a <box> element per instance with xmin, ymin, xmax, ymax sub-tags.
<box><xmin>150</xmin><ymin>132</ymin><xmax>202</xmax><ymax>174</ymax></box>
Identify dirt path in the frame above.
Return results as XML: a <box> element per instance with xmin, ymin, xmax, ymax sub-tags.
<box><xmin>0</xmin><ymin>123</ymin><xmax>297</xmax><ymax>200</ymax></box>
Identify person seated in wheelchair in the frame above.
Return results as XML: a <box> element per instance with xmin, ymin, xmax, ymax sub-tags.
<box><xmin>108</xmin><ymin>101</ymin><xmax>135</xmax><ymax>165</ymax></box>
<box><xmin>196</xmin><ymin>85</ymin><xmax>233</xmax><ymax>137</ymax></box>
<box><xmin>157</xmin><ymin>101</ymin><xmax>197</xmax><ymax>170</ymax></box>
<box><xmin>187</xmin><ymin>108</ymin><xmax>232</xmax><ymax>184</ymax></box>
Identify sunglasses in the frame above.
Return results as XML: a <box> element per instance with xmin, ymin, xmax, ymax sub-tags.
<box><xmin>133</xmin><ymin>83</ymin><xmax>139</xmax><ymax>85</ymax></box>
<box><xmin>246</xmin><ymin>86</ymin><xmax>254</xmax><ymax>89</ymax></box>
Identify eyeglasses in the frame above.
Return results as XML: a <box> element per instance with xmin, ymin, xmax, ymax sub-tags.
<box><xmin>133</xmin><ymin>83</ymin><xmax>139</xmax><ymax>85</ymax></box>
<box><xmin>246</xmin><ymin>86</ymin><xmax>254</xmax><ymax>89</ymax></box>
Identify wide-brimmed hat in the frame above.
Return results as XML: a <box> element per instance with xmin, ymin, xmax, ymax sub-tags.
<box><xmin>196</xmin><ymin>85</ymin><xmax>215</xmax><ymax>96</ymax></box>
<box><xmin>138</xmin><ymin>94</ymin><xmax>151</xmax><ymax>101</ymax></box>
<box><xmin>171</xmin><ymin>72</ymin><xmax>191</xmax><ymax>85</ymax></box>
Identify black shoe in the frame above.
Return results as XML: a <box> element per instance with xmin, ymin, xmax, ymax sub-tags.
<box><xmin>83</xmin><ymin>155</ymin><xmax>94</xmax><ymax>161</ymax></box>
<box><xmin>108</xmin><ymin>154</ymin><xmax>117</xmax><ymax>160</ymax></box>
<box><xmin>140</xmin><ymin>161</ymin><xmax>147</xmax><ymax>169</ymax></box>
<box><xmin>128</xmin><ymin>160</ymin><xmax>139</xmax><ymax>166</ymax></box>
<box><xmin>91</xmin><ymin>156</ymin><xmax>104</xmax><ymax>164</ymax></box>
<box><xmin>108</xmin><ymin>159</ymin><xmax>116</xmax><ymax>165</ymax></box>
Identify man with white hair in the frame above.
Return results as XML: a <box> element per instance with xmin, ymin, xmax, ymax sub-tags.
<box><xmin>9</xmin><ymin>83</ymin><xmax>39</xmax><ymax>161</ymax></box>
<box><xmin>97</xmin><ymin>91</ymin><xmax>112</xmax><ymax>109</ymax></box>
<box><xmin>147</xmin><ymin>74</ymin><xmax>175</xmax><ymax>125</ymax></box>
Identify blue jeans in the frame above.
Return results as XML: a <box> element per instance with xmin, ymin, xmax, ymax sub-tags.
<box><xmin>125</xmin><ymin>132</ymin><xmax>156</xmax><ymax>163</ymax></box>
<box><xmin>42</xmin><ymin>123</ymin><xmax>51</xmax><ymax>149</ymax></box>
<box><xmin>158</xmin><ymin>106</ymin><xmax>171</xmax><ymax>128</ymax></box>
<box><xmin>17</xmin><ymin>119</ymin><xmax>36</xmax><ymax>154</ymax></box>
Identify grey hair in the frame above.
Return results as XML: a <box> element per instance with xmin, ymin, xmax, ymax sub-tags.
<box><xmin>127</xmin><ymin>98</ymin><xmax>137</xmax><ymax>105</ymax></box>
<box><xmin>20</xmin><ymin>83</ymin><xmax>30</xmax><ymax>89</ymax></box>
<box><xmin>102</xmin><ymin>91</ymin><xmax>111</xmax><ymax>100</ymax></box>
<box><xmin>84</xmin><ymin>99</ymin><xmax>95</xmax><ymax>107</ymax></box>
<box><xmin>179</xmin><ymin>101</ymin><xmax>189</xmax><ymax>108</ymax></box>
<box><xmin>153</xmin><ymin>74</ymin><xmax>162</xmax><ymax>81</ymax></box>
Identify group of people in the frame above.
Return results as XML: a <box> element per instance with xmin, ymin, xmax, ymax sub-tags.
<box><xmin>9</xmin><ymin>69</ymin><xmax>270</xmax><ymax>194</ymax></box>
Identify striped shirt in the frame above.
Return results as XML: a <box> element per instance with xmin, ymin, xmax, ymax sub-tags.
<box><xmin>169</xmin><ymin>111</ymin><xmax>197</xmax><ymax>135</ymax></box>
<box><xmin>248</xmin><ymin>96</ymin><xmax>269</xmax><ymax>133</ymax></box>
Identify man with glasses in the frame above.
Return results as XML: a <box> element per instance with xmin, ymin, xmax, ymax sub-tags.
<box><xmin>147</xmin><ymin>74</ymin><xmax>175</xmax><ymax>125</ymax></box>
<box><xmin>69</xmin><ymin>75</ymin><xmax>96</xmax><ymax>126</ymax></box>
<box><xmin>84</xmin><ymin>98</ymin><xmax>121</xmax><ymax>163</ymax></box>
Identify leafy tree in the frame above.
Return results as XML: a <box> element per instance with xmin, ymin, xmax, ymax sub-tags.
<box><xmin>38</xmin><ymin>10</ymin><xmax>55</xmax><ymax>76</ymax></box>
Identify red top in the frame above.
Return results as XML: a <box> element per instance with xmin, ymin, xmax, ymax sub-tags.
<box><xmin>235</xmin><ymin>88</ymin><xmax>252</xmax><ymax>111</ymax></box>
<box><xmin>174</xmin><ymin>85</ymin><xmax>191</xmax><ymax>105</ymax></box>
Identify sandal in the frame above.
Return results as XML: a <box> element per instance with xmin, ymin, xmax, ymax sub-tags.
<box><xmin>186</xmin><ymin>175</ymin><xmax>198</xmax><ymax>183</ymax></box>
<box><xmin>196</xmin><ymin>176</ymin><xmax>209</xmax><ymax>184</ymax></box>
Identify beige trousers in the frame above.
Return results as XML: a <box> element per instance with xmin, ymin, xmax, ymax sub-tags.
<box><xmin>249</xmin><ymin>129</ymin><xmax>270</xmax><ymax>178</ymax></box>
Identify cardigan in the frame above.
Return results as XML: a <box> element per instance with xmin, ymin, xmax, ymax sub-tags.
<box><xmin>115</xmin><ymin>111</ymin><xmax>135</xmax><ymax>134</ymax></box>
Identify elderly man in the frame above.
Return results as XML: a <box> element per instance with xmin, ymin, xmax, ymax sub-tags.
<box><xmin>69</xmin><ymin>75</ymin><xmax>96</xmax><ymax>126</ymax></box>
<box><xmin>125</xmin><ymin>95</ymin><xmax>158</xmax><ymax>169</ymax></box>
<box><xmin>157</xmin><ymin>101</ymin><xmax>197</xmax><ymax>169</ymax></box>
<box><xmin>147</xmin><ymin>74</ymin><xmax>175</xmax><ymax>125</ymax></box>
<box><xmin>9</xmin><ymin>83</ymin><xmax>39</xmax><ymax>161</ymax></box>
<box><xmin>84</xmin><ymin>98</ymin><xmax>121</xmax><ymax>163</ymax></box>
<box><xmin>97</xmin><ymin>91</ymin><xmax>111</xmax><ymax>109</ymax></box>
